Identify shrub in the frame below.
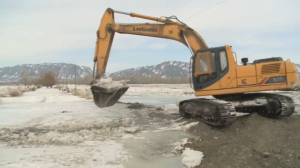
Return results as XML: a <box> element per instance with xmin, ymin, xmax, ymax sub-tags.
<box><xmin>29</xmin><ymin>87</ymin><xmax>36</xmax><ymax>91</ymax></box>
<box><xmin>18</xmin><ymin>87</ymin><xmax>29</xmax><ymax>93</ymax></box>
<box><xmin>72</xmin><ymin>89</ymin><xmax>92</xmax><ymax>99</ymax></box>
<box><xmin>82</xmin><ymin>91</ymin><xmax>93</xmax><ymax>99</ymax></box>
<box><xmin>72</xmin><ymin>90</ymin><xmax>80</xmax><ymax>96</ymax></box>
<box><xmin>39</xmin><ymin>71</ymin><xmax>56</xmax><ymax>87</ymax></box>
<box><xmin>8</xmin><ymin>89</ymin><xmax>23</xmax><ymax>97</ymax></box>
<box><xmin>62</xmin><ymin>86</ymin><xmax>69</xmax><ymax>91</ymax></box>
<box><xmin>0</xmin><ymin>93</ymin><xmax>6</xmax><ymax>97</ymax></box>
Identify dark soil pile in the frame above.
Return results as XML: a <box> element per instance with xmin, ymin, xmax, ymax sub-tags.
<box><xmin>127</xmin><ymin>102</ymin><xmax>154</xmax><ymax>109</ymax></box>
<box><xmin>185</xmin><ymin>113</ymin><xmax>300</xmax><ymax>168</ymax></box>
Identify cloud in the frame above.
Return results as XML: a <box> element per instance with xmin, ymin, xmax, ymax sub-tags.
<box><xmin>0</xmin><ymin>0</ymin><xmax>299</xmax><ymax>72</ymax></box>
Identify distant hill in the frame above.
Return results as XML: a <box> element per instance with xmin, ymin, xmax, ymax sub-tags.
<box><xmin>0</xmin><ymin>63</ymin><xmax>92</xmax><ymax>83</ymax></box>
<box><xmin>109</xmin><ymin>61</ymin><xmax>190</xmax><ymax>78</ymax></box>
<box><xmin>0</xmin><ymin>62</ymin><xmax>299</xmax><ymax>83</ymax></box>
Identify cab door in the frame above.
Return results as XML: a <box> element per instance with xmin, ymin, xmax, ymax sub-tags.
<box><xmin>192</xmin><ymin>51</ymin><xmax>221</xmax><ymax>91</ymax></box>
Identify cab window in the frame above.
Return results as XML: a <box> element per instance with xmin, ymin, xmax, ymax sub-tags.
<box><xmin>195</xmin><ymin>52</ymin><xmax>217</xmax><ymax>84</ymax></box>
<box><xmin>197</xmin><ymin>54</ymin><xmax>208</xmax><ymax>72</ymax></box>
<box><xmin>220</xmin><ymin>51</ymin><xmax>228</xmax><ymax>71</ymax></box>
<box><xmin>197</xmin><ymin>53</ymin><xmax>215</xmax><ymax>73</ymax></box>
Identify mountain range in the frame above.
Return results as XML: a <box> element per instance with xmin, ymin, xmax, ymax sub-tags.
<box><xmin>0</xmin><ymin>63</ymin><xmax>92</xmax><ymax>83</ymax></box>
<box><xmin>108</xmin><ymin>61</ymin><xmax>190</xmax><ymax>78</ymax></box>
<box><xmin>0</xmin><ymin>61</ymin><xmax>299</xmax><ymax>83</ymax></box>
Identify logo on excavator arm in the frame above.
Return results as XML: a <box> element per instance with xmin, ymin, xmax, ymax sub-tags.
<box><xmin>133</xmin><ymin>27</ymin><xmax>158</xmax><ymax>32</ymax></box>
<box><xmin>241</xmin><ymin>79</ymin><xmax>247</xmax><ymax>84</ymax></box>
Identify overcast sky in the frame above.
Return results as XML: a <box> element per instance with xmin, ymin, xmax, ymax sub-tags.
<box><xmin>1</xmin><ymin>0</ymin><xmax>299</xmax><ymax>72</ymax></box>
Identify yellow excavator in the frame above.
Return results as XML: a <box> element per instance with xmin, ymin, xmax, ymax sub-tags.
<box><xmin>90</xmin><ymin>8</ymin><xmax>299</xmax><ymax>126</ymax></box>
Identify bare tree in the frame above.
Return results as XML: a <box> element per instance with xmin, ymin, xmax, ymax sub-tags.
<box><xmin>20</xmin><ymin>71</ymin><xmax>28</xmax><ymax>85</ymax></box>
<box><xmin>29</xmin><ymin>72</ymin><xmax>35</xmax><ymax>85</ymax></box>
<box><xmin>39</xmin><ymin>71</ymin><xmax>56</xmax><ymax>87</ymax></box>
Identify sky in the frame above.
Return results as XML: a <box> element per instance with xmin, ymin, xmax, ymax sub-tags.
<box><xmin>1</xmin><ymin>0</ymin><xmax>300</xmax><ymax>73</ymax></box>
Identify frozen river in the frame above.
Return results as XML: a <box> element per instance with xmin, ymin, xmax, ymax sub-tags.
<box><xmin>0</xmin><ymin>87</ymin><xmax>197</xmax><ymax>168</ymax></box>
<box><xmin>0</xmin><ymin>87</ymin><xmax>299</xmax><ymax>168</ymax></box>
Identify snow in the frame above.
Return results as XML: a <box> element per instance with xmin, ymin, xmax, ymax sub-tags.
<box><xmin>125</xmin><ymin>84</ymin><xmax>194</xmax><ymax>96</ymax></box>
<box><xmin>0</xmin><ymin>87</ymin><xmax>130</xmax><ymax>167</ymax></box>
<box><xmin>0</xmin><ymin>84</ymin><xmax>299</xmax><ymax>167</ymax></box>
<box><xmin>0</xmin><ymin>140</ymin><xmax>127</xmax><ymax>168</ymax></box>
<box><xmin>95</xmin><ymin>77</ymin><xmax>128</xmax><ymax>93</ymax></box>
<box><xmin>173</xmin><ymin>138</ymin><xmax>190</xmax><ymax>153</ymax></box>
<box><xmin>181</xmin><ymin>148</ymin><xmax>204</xmax><ymax>168</ymax></box>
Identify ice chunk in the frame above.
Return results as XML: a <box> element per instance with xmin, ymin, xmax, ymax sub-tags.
<box><xmin>91</xmin><ymin>77</ymin><xmax>129</xmax><ymax>108</ymax></box>
<box><xmin>174</xmin><ymin>138</ymin><xmax>190</xmax><ymax>153</ymax></box>
<box><xmin>94</xmin><ymin>77</ymin><xmax>128</xmax><ymax>93</ymax></box>
<box><xmin>123</xmin><ymin>126</ymin><xmax>139</xmax><ymax>133</ymax></box>
<box><xmin>181</xmin><ymin>148</ymin><xmax>204</xmax><ymax>168</ymax></box>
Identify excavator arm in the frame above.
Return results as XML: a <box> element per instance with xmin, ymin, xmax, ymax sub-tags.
<box><xmin>91</xmin><ymin>8</ymin><xmax>208</xmax><ymax>108</ymax></box>
<box><xmin>93</xmin><ymin>8</ymin><xmax>208</xmax><ymax>79</ymax></box>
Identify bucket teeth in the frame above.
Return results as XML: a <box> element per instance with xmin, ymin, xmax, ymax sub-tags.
<box><xmin>91</xmin><ymin>86</ymin><xmax>129</xmax><ymax>108</ymax></box>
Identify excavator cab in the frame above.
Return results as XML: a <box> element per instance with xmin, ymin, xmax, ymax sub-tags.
<box><xmin>192</xmin><ymin>46</ymin><xmax>229</xmax><ymax>91</ymax></box>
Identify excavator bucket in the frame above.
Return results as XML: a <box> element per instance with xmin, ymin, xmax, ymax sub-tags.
<box><xmin>91</xmin><ymin>85</ymin><xmax>129</xmax><ymax>108</ymax></box>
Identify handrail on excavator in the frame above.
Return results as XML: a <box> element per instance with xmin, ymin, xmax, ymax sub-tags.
<box><xmin>113</xmin><ymin>9</ymin><xmax>167</xmax><ymax>23</ymax></box>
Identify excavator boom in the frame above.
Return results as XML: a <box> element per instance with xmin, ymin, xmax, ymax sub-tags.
<box><xmin>93</xmin><ymin>8</ymin><xmax>208</xmax><ymax>79</ymax></box>
<box><xmin>91</xmin><ymin>8</ymin><xmax>207</xmax><ymax>108</ymax></box>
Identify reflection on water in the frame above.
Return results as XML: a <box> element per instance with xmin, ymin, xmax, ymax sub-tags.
<box><xmin>120</xmin><ymin>95</ymin><xmax>194</xmax><ymax>109</ymax></box>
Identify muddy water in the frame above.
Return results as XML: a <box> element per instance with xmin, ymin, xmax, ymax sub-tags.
<box><xmin>123</xmin><ymin>131</ymin><xmax>194</xmax><ymax>168</ymax></box>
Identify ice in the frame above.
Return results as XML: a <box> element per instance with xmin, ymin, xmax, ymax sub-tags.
<box><xmin>174</xmin><ymin>138</ymin><xmax>190</xmax><ymax>153</ymax></box>
<box><xmin>124</xmin><ymin>84</ymin><xmax>194</xmax><ymax>97</ymax></box>
<box><xmin>123</xmin><ymin>126</ymin><xmax>139</xmax><ymax>133</ymax></box>
<box><xmin>0</xmin><ymin>87</ymin><xmax>133</xmax><ymax>167</ymax></box>
<box><xmin>181</xmin><ymin>148</ymin><xmax>204</xmax><ymax>168</ymax></box>
<box><xmin>0</xmin><ymin>140</ymin><xmax>127</xmax><ymax>168</ymax></box>
<box><xmin>235</xmin><ymin>112</ymin><xmax>250</xmax><ymax>117</ymax></box>
<box><xmin>1</xmin><ymin>84</ymin><xmax>299</xmax><ymax>167</ymax></box>
<box><xmin>95</xmin><ymin>77</ymin><xmax>128</xmax><ymax>92</ymax></box>
<box><xmin>153</xmin><ymin>121</ymin><xmax>199</xmax><ymax>132</ymax></box>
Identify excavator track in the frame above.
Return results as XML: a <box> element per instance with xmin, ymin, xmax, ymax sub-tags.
<box><xmin>218</xmin><ymin>93</ymin><xmax>295</xmax><ymax>118</ymax></box>
<box><xmin>179</xmin><ymin>98</ymin><xmax>236</xmax><ymax>126</ymax></box>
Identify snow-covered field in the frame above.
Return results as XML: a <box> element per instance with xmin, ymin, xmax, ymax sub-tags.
<box><xmin>0</xmin><ymin>86</ymin><xmax>200</xmax><ymax>168</ymax></box>
<box><xmin>1</xmin><ymin>84</ymin><xmax>299</xmax><ymax>168</ymax></box>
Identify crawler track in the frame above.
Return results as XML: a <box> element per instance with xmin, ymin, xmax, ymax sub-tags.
<box><xmin>218</xmin><ymin>93</ymin><xmax>295</xmax><ymax>118</ymax></box>
<box><xmin>179</xmin><ymin>93</ymin><xmax>295</xmax><ymax>126</ymax></box>
<box><xmin>179</xmin><ymin>98</ymin><xmax>236</xmax><ymax>126</ymax></box>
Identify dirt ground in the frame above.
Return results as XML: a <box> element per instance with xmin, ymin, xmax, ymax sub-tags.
<box><xmin>185</xmin><ymin>113</ymin><xmax>300</xmax><ymax>168</ymax></box>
